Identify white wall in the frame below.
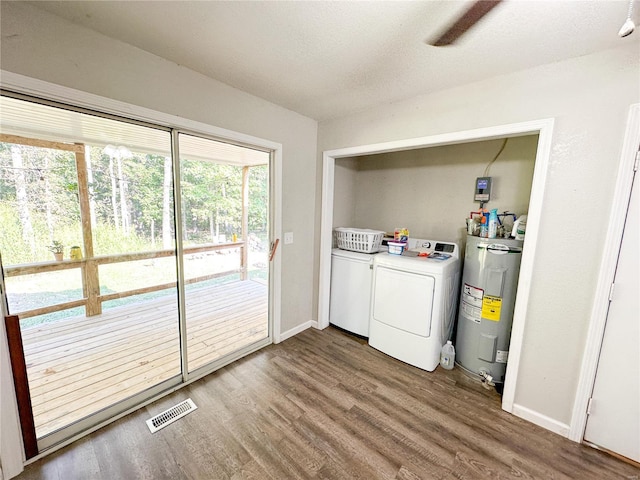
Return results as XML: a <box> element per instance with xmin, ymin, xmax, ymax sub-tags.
<box><xmin>0</xmin><ymin>3</ymin><xmax>318</xmax><ymax>474</ymax></box>
<box><xmin>334</xmin><ymin>136</ymin><xmax>537</xmax><ymax>245</ymax></box>
<box><xmin>316</xmin><ymin>42</ymin><xmax>640</xmax><ymax>430</ymax></box>
<box><xmin>332</xmin><ymin>158</ymin><xmax>359</xmax><ymax>229</ymax></box>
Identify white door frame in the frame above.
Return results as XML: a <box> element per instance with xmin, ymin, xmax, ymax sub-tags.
<box><xmin>569</xmin><ymin>103</ymin><xmax>640</xmax><ymax>442</ymax></box>
<box><xmin>0</xmin><ymin>258</ymin><xmax>25</xmax><ymax>479</ymax></box>
<box><xmin>318</xmin><ymin>118</ymin><xmax>555</xmax><ymax>415</ymax></box>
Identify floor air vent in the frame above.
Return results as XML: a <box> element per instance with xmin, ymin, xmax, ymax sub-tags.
<box><xmin>146</xmin><ymin>398</ymin><xmax>197</xmax><ymax>433</ymax></box>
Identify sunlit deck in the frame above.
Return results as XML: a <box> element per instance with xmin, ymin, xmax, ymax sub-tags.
<box><xmin>20</xmin><ymin>279</ymin><xmax>268</xmax><ymax>438</ymax></box>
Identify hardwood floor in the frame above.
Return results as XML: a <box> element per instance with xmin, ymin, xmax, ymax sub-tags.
<box><xmin>21</xmin><ymin>280</ymin><xmax>268</xmax><ymax>437</ymax></box>
<box><xmin>17</xmin><ymin>327</ymin><xmax>638</xmax><ymax>480</ymax></box>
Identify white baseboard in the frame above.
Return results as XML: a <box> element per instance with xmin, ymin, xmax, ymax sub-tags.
<box><xmin>512</xmin><ymin>403</ymin><xmax>571</xmax><ymax>438</ymax></box>
<box><xmin>277</xmin><ymin>320</ymin><xmax>315</xmax><ymax>343</ymax></box>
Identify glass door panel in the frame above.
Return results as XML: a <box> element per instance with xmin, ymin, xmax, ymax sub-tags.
<box><xmin>178</xmin><ymin>133</ymin><xmax>269</xmax><ymax>373</ymax></box>
<box><xmin>0</xmin><ymin>95</ymin><xmax>181</xmax><ymax>443</ymax></box>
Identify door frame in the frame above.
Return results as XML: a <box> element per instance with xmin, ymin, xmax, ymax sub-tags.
<box><xmin>569</xmin><ymin>103</ymin><xmax>640</xmax><ymax>442</ymax></box>
<box><xmin>0</xmin><ymin>257</ymin><xmax>25</xmax><ymax>478</ymax></box>
<box><xmin>0</xmin><ymin>70</ymin><xmax>283</xmax><ymax>459</ymax></box>
<box><xmin>318</xmin><ymin>118</ymin><xmax>555</xmax><ymax>416</ymax></box>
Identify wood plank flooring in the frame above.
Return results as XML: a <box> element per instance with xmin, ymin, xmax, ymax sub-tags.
<box><xmin>21</xmin><ymin>280</ymin><xmax>268</xmax><ymax>437</ymax></box>
<box><xmin>17</xmin><ymin>327</ymin><xmax>639</xmax><ymax>480</ymax></box>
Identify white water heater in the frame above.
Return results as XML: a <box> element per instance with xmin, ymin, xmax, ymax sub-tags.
<box><xmin>455</xmin><ymin>235</ymin><xmax>523</xmax><ymax>385</ymax></box>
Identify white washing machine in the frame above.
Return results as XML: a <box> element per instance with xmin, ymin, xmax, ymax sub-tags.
<box><xmin>368</xmin><ymin>238</ymin><xmax>461</xmax><ymax>371</ymax></box>
<box><xmin>329</xmin><ymin>248</ymin><xmax>382</xmax><ymax>337</ymax></box>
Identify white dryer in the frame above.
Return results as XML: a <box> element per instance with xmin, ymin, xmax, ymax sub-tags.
<box><xmin>368</xmin><ymin>238</ymin><xmax>461</xmax><ymax>371</ymax></box>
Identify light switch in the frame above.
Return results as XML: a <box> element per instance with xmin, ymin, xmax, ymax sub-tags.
<box><xmin>284</xmin><ymin>232</ymin><xmax>294</xmax><ymax>244</ymax></box>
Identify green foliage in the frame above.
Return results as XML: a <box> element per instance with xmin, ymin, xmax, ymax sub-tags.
<box><xmin>0</xmin><ymin>205</ymin><xmax>83</xmax><ymax>264</ymax></box>
<box><xmin>0</xmin><ymin>143</ymin><xmax>85</xmax><ymax>263</ymax></box>
<box><xmin>249</xmin><ymin>165</ymin><xmax>269</xmax><ymax>233</ymax></box>
<box><xmin>93</xmin><ymin>223</ymin><xmax>155</xmax><ymax>255</ymax></box>
<box><xmin>46</xmin><ymin>240</ymin><xmax>64</xmax><ymax>254</ymax></box>
<box><xmin>0</xmin><ymin>204</ymin><xmax>31</xmax><ymax>263</ymax></box>
<box><xmin>127</xmin><ymin>154</ymin><xmax>168</xmax><ymax>231</ymax></box>
<box><xmin>0</xmin><ymin>141</ymin><xmax>269</xmax><ymax>263</ymax></box>
<box><xmin>180</xmin><ymin>159</ymin><xmax>244</xmax><ymax>242</ymax></box>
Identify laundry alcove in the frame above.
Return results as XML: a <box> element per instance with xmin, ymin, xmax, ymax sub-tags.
<box><xmin>318</xmin><ymin>118</ymin><xmax>555</xmax><ymax>416</ymax></box>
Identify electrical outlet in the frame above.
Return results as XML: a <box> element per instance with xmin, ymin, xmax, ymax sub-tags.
<box><xmin>284</xmin><ymin>232</ymin><xmax>294</xmax><ymax>244</ymax></box>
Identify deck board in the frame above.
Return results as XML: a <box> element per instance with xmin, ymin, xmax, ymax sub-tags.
<box><xmin>21</xmin><ymin>279</ymin><xmax>268</xmax><ymax>438</ymax></box>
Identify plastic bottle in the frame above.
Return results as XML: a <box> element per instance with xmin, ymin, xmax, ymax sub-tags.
<box><xmin>479</xmin><ymin>211</ymin><xmax>489</xmax><ymax>238</ymax></box>
<box><xmin>515</xmin><ymin>215</ymin><xmax>527</xmax><ymax>241</ymax></box>
<box><xmin>511</xmin><ymin>214</ymin><xmax>528</xmax><ymax>240</ymax></box>
<box><xmin>488</xmin><ymin>208</ymin><xmax>498</xmax><ymax>239</ymax></box>
<box><xmin>440</xmin><ymin>340</ymin><xmax>455</xmax><ymax>370</ymax></box>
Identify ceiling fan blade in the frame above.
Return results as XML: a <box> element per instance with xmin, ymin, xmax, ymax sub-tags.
<box><xmin>430</xmin><ymin>0</ymin><xmax>502</xmax><ymax>46</ymax></box>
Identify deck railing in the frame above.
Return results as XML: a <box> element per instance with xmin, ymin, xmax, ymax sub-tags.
<box><xmin>2</xmin><ymin>133</ymin><xmax>256</xmax><ymax>321</ymax></box>
<box><xmin>4</xmin><ymin>242</ymin><xmax>246</xmax><ymax>319</ymax></box>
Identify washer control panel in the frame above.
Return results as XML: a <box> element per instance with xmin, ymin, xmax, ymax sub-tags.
<box><xmin>405</xmin><ymin>239</ymin><xmax>459</xmax><ymax>259</ymax></box>
<box><xmin>435</xmin><ymin>243</ymin><xmax>455</xmax><ymax>253</ymax></box>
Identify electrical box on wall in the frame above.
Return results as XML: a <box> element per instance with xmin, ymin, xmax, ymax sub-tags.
<box><xmin>474</xmin><ymin>177</ymin><xmax>492</xmax><ymax>202</ymax></box>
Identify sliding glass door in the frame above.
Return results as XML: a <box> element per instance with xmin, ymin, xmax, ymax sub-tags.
<box><xmin>0</xmin><ymin>96</ymin><xmax>182</xmax><ymax>448</ymax></box>
<box><xmin>0</xmin><ymin>94</ymin><xmax>272</xmax><ymax>454</ymax></box>
<box><xmin>177</xmin><ymin>133</ymin><xmax>269</xmax><ymax>374</ymax></box>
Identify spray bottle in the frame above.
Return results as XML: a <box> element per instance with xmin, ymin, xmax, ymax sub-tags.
<box><xmin>488</xmin><ymin>208</ymin><xmax>498</xmax><ymax>239</ymax></box>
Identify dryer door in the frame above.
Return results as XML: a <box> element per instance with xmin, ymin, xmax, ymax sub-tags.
<box><xmin>372</xmin><ymin>266</ymin><xmax>435</xmax><ymax>337</ymax></box>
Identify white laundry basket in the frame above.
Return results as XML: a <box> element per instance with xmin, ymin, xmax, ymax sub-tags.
<box><xmin>334</xmin><ymin>227</ymin><xmax>384</xmax><ymax>253</ymax></box>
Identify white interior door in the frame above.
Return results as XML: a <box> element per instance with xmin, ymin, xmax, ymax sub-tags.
<box><xmin>583</xmin><ymin>167</ymin><xmax>639</xmax><ymax>463</ymax></box>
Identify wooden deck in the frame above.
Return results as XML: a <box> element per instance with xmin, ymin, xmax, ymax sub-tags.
<box><xmin>20</xmin><ymin>279</ymin><xmax>268</xmax><ymax>438</ymax></box>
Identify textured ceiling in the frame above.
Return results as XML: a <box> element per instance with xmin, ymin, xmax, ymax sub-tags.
<box><xmin>28</xmin><ymin>1</ymin><xmax>639</xmax><ymax>121</ymax></box>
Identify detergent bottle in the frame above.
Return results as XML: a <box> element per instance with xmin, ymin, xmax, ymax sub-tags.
<box><xmin>488</xmin><ymin>208</ymin><xmax>498</xmax><ymax>239</ymax></box>
<box><xmin>511</xmin><ymin>214</ymin><xmax>528</xmax><ymax>240</ymax></box>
